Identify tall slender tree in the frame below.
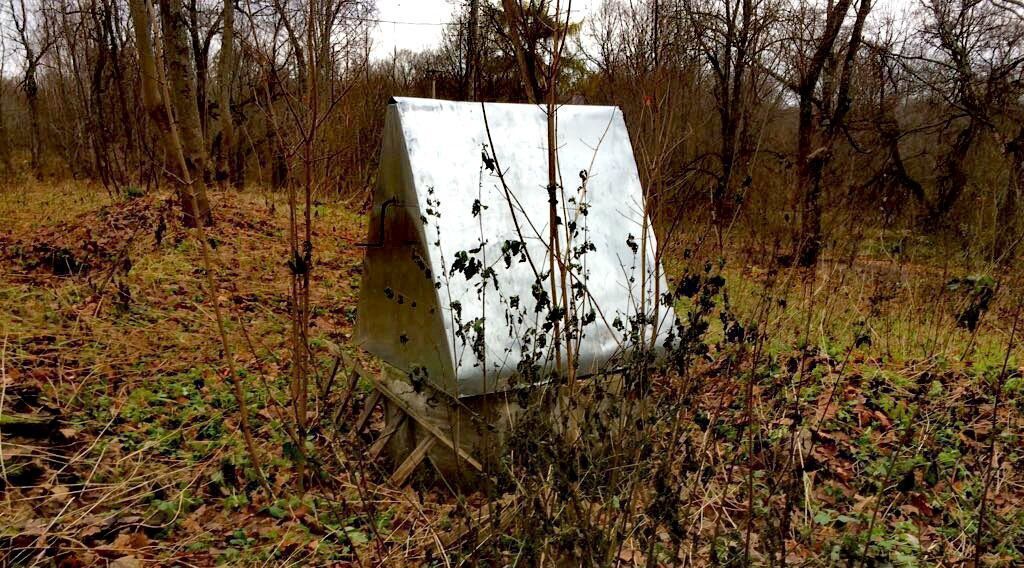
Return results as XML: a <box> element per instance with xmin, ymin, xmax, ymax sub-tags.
<box><xmin>787</xmin><ymin>0</ymin><xmax>873</xmax><ymax>267</ymax></box>
<box><xmin>128</xmin><ymin>0</ymin><xmax>212</xmax><ymax>225</ymax></box>
<box><xmin>8</xmin><ymin>0</ymin><xmax>53</xmax><ymax>179</ymax></box>
<box><xmin>684</xmin><ymin>0</ymin><xmax>779</xmax><ymax>245</ymax></box>
<box><xmin>216</xmin><ymin>0</ymin><xmax>236</xmax><ymax>187</ymax></box>
<box><xmin>0</xmin><ymin>35</ymin><xmax>13</xmax><ymax>176</ymax></box>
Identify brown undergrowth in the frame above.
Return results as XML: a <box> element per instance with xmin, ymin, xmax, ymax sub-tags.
<box><xmin>0</xmin><ymin>182</ymin><xmax>1021</xmax><ymax>566</ymax></box>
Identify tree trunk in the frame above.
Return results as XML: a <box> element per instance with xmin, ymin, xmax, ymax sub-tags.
<box><xmin>927</xmin><ymin>122</ymin><xmax>975</xmax><ymax>224</ymax></box>
<box><xmin>271</xmin><ymin>129</ymin><xmax>288</xmax><ymax>190</ymax></box>
<box><xmin>715</xmin><ymin>0</ymin><xmax>753</xmax><ymax>237</ymax></box>
<box><xmin>795</xmin><ymin>91</ymin><xmax>822</xmax><ymax>268</ymax></box>
<box><xmin>0</xmin><ymin>85</ymin><xmax>12</xmax><ymax>176</ymax></box>
<box><xmin>995</xmin><ymin>129</ymin><xmax>1024</xmax><ymax>267</ymax></box>
<box><xmin>216</xmin><ymin>0</ymin><xmax>236</xmax><ymax>187</ymax></box>
<box><xmin>107</xmin><ymin>0</ymin><xmax>138</xmax><ymax>182</ymax></box>
<box><xmin>715</xmin><ymin>103</ymin><xmax>740</xmax><ymax>236</ymax></box>
<box><xmin>793</xmin><ymin>0</ymin><xmax>864</xmax><ymax>268</ymax></box>
<box><xmin>128</xmin><ymin>0</ymin><xmax>211</xmax><ymax>226</ymax></box>
<box><xmin>186</xmin><ymin>0</ymin><xmax>209</xmax><ymax>138</ymax></box>
<box><xmin>878</xmin><ymin>110</ymin><xmax>926</xmax><ymax>206</ymax></box>
<box><xmin>159</xmin><ymin>0</ymin><xmax>210</xmax><ymax>180</ymax></box>
<box><xmin>714</xmin><ymin>152</ymin><xmax>736</xmax><ymax>238</ymax></box>
<box><xmin>87</xmin><ymin>5</ymin><xmax>116</xmax><ymax>192</ymax></box>
<box><xmin>159</xmin><ymin>0</ymin><xmax>213</xmax><ymax>222</ymax></box>
<box><xmin>500</xmin><ymin>0</ymin><xmax>540</xmax><ymax>103</ymax></box>
<box><xmin>232</xmin><ymin>129</ymin><xmax>246</xmax><ymax>187</ymax></box>
<box><xmin>466</xmin><ymin>0</ymin><xmax>479</xmax><ymax>100</ymax></box>
<box><xmin>24</xmin><ymin>62</ymin><xmax>43</xmax><ymax>179</ymax></box>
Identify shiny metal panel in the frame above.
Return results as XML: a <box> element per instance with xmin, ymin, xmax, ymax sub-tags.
<box><xmin>354</xmin><ymin>98</ymin><xmax>675</xmax><ymax>397</ymax></box>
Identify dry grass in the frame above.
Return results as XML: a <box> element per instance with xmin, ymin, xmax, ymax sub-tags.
<box><xmin>0</xmin><ymin>181</ymin><xmax>1021</xmax><ymax>566</ymax></box>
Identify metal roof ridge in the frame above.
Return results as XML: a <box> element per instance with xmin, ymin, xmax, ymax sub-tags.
<box><xmin>388</xmin><ymin>96</ymin><xmax>621</xmax><ymax>113</ymax></box>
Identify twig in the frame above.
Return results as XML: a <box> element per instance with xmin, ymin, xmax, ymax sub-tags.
<box><xmin>972</xmin><ymin>301</ymin><xmax>1021</xmax><ymax>565</ymax></box>
<box><xmin>152</xmin><ymin>13</ymin><xmax>268</xmax><ymax>490</ymax></box>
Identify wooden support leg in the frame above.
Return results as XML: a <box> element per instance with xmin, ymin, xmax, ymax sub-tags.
<box><xmin>389</xmin><ymin>436</ymin><xmax>436</xmax><ymax>486</ymax></box>
<box><xmin>441</xmin><ymin>496</ymin><xmax>520</xmax><ymax>547</ymax></box>
<box><xmin>353</xmin><ymin>389</ymin><xmax>382</xmax><ymax>433</ymax></box>
<box><xmin>368</xmin><ymin>414</ymin><xmax>406</xmax><ymax>460</ymax></box>
<box><xmin>371</xmin><ymin>376</ymin><xmax>484</xmax><ymax>472</ymax></box>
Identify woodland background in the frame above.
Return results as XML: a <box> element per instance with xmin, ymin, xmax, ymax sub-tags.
<box><xmin>0</xmin><ymin>0</ymin><xmax>1022</xmax><ymax>263</ymax></box>
<box><xmin>1</xmin><ymin>0</ymin><xmax>1023</xmax><ymax>565</ymax></box>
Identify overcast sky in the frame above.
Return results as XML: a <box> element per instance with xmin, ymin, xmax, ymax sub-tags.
<box><xmin>370</xmin><ymin>0</ymin><xmax>603</xmax><ymax>58</ymax></box>
<box><xmin>370</xmin><ymin>0</ymin><xmax>455</xmax><ymax>57</ymax></box>
<box><xmin>370</xmin><ymin>0</ymin><xmax>919</xmax><ymax>58</ymax></box>
<box><xmin>0</xmin><ymin>0</ymin><xmax>923</xmax><ymax>68</ymax></box>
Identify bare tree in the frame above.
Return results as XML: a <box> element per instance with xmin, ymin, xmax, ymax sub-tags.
<box><xmin>984</xmin><ymin>2</ymin><xmax>1024</xmax><ymax>264</ymax></box>
<box><xmin>216</xmin><ymin>0</ymin><xmax>235</xmax><ymax>187</ymax></box>
<box><xmin>7</xmin><ymin>0</ymin><xmax>54</xmax><ymax>178</ymax></box>
<box><xmin>783</xmin><ymin>0</ymin><xmax>873</xmax><ymax>267</ymax></box>
<box><xmin>465</xmin><ymin>0</ymin><xmax>480</xmax><ymax>99</ymax></box>
<box><xmin>159</xmin><ymin>0</ymin><xmax>213</xmax><ymax>191</ymax></box>
<box><xmin>185</xmin><ymin>0</ymin><xmax>219</xmax><ymax>139</ymax></box>
<box><xmin>999</xmin><ymin>122</ymin><xmax>1024</xmax><ymax>265</ymax></box>
<box><xmin>684</xmin><ymin>0</ymin><xmax>780</xmax><ymax>245</ymax></box>
<box><xmin>914</xmin><ymin>0</ymin><xmax>987</xmax><ymax>224</ymax></box>
<box><xmin>128</xmin><ymin>0</ymin><xmax>212</xmax><ymax>225</ymax></box>
<box><xmin>898</xmin><ymin>0</ymin><xmax>1024</xmax><ymax>262</ymax></box>
<box><xmin>500</xmin><ymin>0</ymin><xmax>564</xmax><ymax>103</ymax></box>
<box><xmin>0</xmin><ymin>34</ymin><xmax>13</xmax><ymax>176</ymax></box>
<box><xmin>43</xmin><ymin>0</ymin><xmax>134</xmax><ymax>193</ymax></box>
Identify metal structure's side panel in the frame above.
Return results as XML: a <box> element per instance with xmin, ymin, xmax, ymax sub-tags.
<box><xmin>391</xmin><ymin>98</ymin><xmax>676</xmax><ymax>397</ymax></box>
<box><xmin>353</xmin><ymin>105</ymin><xmax>457</xmax><ymax>395</ymax></box>
<box><xmin>393</xmin><ymin>98</ymin><xmax>529</xmax><ymax>396</ymax></box>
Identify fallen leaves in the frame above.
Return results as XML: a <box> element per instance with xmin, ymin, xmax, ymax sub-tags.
<box><xmin>1</xmin><ymin>183</ymin><xmax>1021</xmax><ymax>566</ymax></box>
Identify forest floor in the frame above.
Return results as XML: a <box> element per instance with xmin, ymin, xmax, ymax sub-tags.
<box><xmin>1</xmin><ymin>181</ymin><xmax>1022</xmax><ymax>566</ymax></box>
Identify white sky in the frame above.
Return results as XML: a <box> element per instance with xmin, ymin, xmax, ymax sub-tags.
<box><xmin>370</xmin><ymin>0</ymin><xmax>604</xmax><ymax>58</ymax></box>
<box><xmin>0</xmin><ymin>0</ymin><xmax>923</xmax><ymax>68</ymax></box>
<box><xmin>370</xmin><ymin>0</ymin><xmax>918</xmax><ymax>58</ymax></box>
<box><xmin>371</xmin><ymin>0</ymin><xmax>458</xmax><ymax>57</ymax></box>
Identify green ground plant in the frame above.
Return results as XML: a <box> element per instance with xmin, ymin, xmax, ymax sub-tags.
<box><xmin>0</xmin><ymin>182</ymin><xmax>1020</xmax><ymax>565</ymax></box>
